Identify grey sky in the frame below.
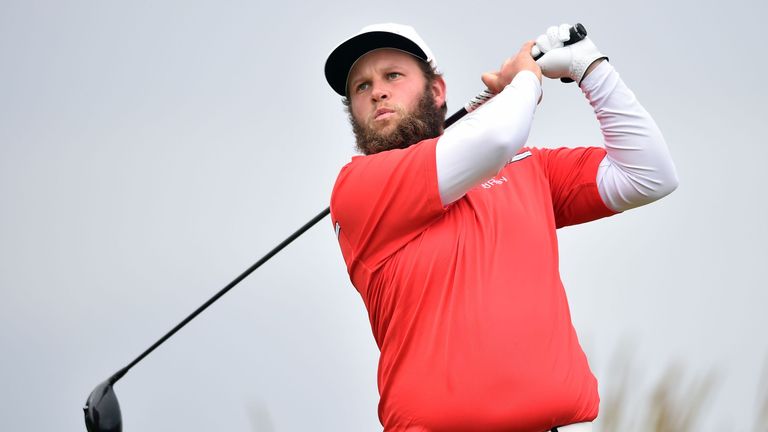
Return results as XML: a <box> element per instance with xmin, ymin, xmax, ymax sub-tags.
<box><xmin>1</xmin><ymin>0</ymin><xmax>766</xmax><ymax>430</ymax></box>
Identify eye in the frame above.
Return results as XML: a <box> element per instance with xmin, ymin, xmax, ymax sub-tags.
<box><xmin>355</xmin><ymin>81</ymin><xmax>370</xmax><ymax>93</ymax></box>
<box><xmin>386</xmin><ymin>72</ymin><xmax>402</xmax><ymax>80</ymax></box>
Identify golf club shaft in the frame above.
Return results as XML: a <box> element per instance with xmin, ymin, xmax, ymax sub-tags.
<box><xmin>106</xmin><ymin>23</ymin><xmax>589</xmax><ymax>384</ymax></box>
<box><xmin>444</xmin><ymin>23</ymin><xmax>586</xmax><ymax>128</ymax></box>
<box><xmin>109</xmin><ymin>207</ymin><xmax>330</xmax><ymax>384</ymax></box>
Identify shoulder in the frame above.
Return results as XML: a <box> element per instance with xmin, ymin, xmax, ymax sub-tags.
<box><xmin>331</xmin><ymin>138</ymin><xmax>439</xmax><ymax>206</ymax></box>
<box><xmin>333</xmin><ymin>139</ymin><xmax>439</xmax><ymax>185</ymax></box>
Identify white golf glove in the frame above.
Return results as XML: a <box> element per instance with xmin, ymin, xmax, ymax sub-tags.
<box><xmin>531</xmin><ymin>23</ymin><xmax>607</xmax><ymax>84</ymax></box>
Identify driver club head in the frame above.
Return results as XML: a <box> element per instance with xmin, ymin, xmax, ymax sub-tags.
<box><xmin>83</xmin><ymin>380</ymin><xmax>123</xmax><ymax>432</ymax></box>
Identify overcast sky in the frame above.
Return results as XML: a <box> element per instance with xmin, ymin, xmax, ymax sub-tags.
<box><xmin>1</xmin><ymin>0</ymin><xmax>767</xmax><ymax>431</ymax></box>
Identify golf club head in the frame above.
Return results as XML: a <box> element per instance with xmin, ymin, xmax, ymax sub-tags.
<box><xmin>83</xmin><ymin>380</ymin><xmax>123</xmax><ymax>432</ymax></box>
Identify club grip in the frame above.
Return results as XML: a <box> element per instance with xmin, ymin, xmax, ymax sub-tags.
<box><xmin>532</xmin><ymin>22</ymin><xmax>587</xmax><ymax>61</ymax></box>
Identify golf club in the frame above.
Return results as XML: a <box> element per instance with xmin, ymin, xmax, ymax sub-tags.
<box><xmin>444</xmin><ymin>23</ymin><xmax>586</xmax><ymax>127</ymax></box>
<box><xmin>83</xmin><ymin>23</ymin><xmax>587</xmax><ymax>432</ymax></box>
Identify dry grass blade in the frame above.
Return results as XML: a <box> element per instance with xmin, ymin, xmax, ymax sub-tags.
<box><xmin>646</xmin><ymin>365</ymin><xmax>716</xmax><ymax>432</ymax></box>
<box><xmin>597</xmin><ymin>350</ymin><xmax>718</xmax><ymax>432</ymax></box>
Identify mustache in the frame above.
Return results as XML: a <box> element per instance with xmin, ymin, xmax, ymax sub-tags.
<box><xmin>367</xmin><ymin>104</ymin><xmax>403</xmax><ymax>124</ymax></box>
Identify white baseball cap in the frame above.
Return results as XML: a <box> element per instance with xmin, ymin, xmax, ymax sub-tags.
<box><xmin>324</xmin><ymin>23</ymin><xmax>438</xmax><ymax>96</ymax></box>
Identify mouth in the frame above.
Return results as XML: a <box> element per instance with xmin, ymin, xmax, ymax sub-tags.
<box><xmin>374</xmin><ymin>108</ymin><xmax>396</xmax><ymax>121</ymax></box>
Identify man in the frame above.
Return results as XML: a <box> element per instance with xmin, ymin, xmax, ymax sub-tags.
<box><xmin>324</xmin><ymin>23</ymin><xmax>678</xmax><ymax>432</ymax></box>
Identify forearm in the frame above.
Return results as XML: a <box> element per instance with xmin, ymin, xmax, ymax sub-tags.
<box><xmin>582</xmin><ymin>61</ymin><xmax>679</xmax><ymax>211</ymax></box>
<box><xmin>436</xmin><ymin>71</ymin><xmax>541</xmax><ymax>205</ymax></box>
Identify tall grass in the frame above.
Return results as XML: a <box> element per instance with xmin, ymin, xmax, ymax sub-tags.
<box><xmin>244</xmin><ymin>354</ymin><xmax>768</xmax><ymax>431</ymax></box>
<box><xmin>597</xmin><ymin>350</ymin><xmax>768</xmax><ymax>432</ymax></box>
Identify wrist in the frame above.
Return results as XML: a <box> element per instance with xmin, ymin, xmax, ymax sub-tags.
<box><xmin>581</xmin><ymin>57</ymin><xmax>608</xmax><ymax>81</ymax></box>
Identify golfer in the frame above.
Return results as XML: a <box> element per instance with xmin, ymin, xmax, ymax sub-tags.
<box><xmin>324</xmin><ymin>23</ymin><xmax>678</xmax><ymax>432</ymax></box>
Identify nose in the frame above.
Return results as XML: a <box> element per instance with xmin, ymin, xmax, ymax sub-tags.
<box><xmin>371</xmin><ymin>80</ymin><xmax>390</xmax><ymax>102</ymax></box>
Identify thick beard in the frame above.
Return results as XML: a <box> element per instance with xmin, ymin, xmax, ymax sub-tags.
<box><xmin>349</xmin><ymin>86</ymin><xmax>444</xmax><ymax>155</ymax></box>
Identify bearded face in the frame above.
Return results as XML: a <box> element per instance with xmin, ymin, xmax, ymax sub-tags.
<box><xmin>348</xmin><ymin>83</ymin><xmax>445</xmax><ymax>156</ymax></box>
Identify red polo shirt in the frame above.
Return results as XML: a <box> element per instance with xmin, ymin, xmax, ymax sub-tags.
<box><xmin>330</xmin><ymin>137</ymin><xmax>616</xmax><ymax>431</ymax></box>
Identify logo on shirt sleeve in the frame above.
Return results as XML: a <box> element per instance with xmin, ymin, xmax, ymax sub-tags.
<box><xmin>480</xmin><ymin>151</ymin><xmax>532</xmax><ymax>190</ymax></box>
<box><xmin>335</xmin><ymin>221</ymin><xmax>341</xmax><ymax>238</ymax></box>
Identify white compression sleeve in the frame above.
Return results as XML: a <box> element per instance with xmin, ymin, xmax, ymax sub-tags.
<box><xmin>436</xmin><ymin>71</ymin><xmax>542</xmax><ymax>205</ymax></box>
<box><xmin>581</xmin><ymin>61</ymin><xmax>679</xmax><ymax>212</ymax></box>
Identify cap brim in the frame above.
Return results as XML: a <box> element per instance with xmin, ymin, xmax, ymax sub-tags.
<box><xmin>324</xmin><ymin>31</ymin><xmax>428</xmax><ymax>96</ymax></box>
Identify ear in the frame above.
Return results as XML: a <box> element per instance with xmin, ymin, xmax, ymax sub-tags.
<box><xmin>430</xmin><ymin>75</ymin><xmax>446</xmax><ymax>108</ymax></box>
